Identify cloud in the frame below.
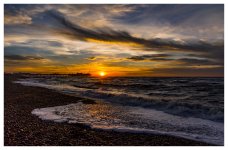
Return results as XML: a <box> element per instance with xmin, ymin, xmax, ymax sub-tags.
<box><xmin>4</xmin><ymin>4</ymin><xmax>224</xmax><ymax>41</ymax></box>
<box><xmin>4</xmin><ymin>15</ymin><xmax>32</xmax><ymax>25</ymax></box>
<box><xmin>177</xmin><ymin>58</ymin><xmax>221</xmax><ymax>66</ymax></box>
<box><xmin>4</xmin><ymin>5</ymin><xmax>224</xmax><ymax>55</ymax></box>
<box><xmin>54</xmin><ymin>4</ymin><xmax>137</xmax><ymax>28</ymax></box>
<box><xmin>4</xmin><ymin>46</ymin><xmax>55</xmax><ymax>56</ymax></box>
<box><xmin>128</xmin><ymin>54</ymin><xmax>172</xmax><ymax>61</ymax></box>
<box><xmin>5</xmin><ymin>55</ymin><xmax>44</xmax><ymax>60</ymax></box>
<box><xmin>86</xmin><ymin>56</ymin><xmax>113</xmax><ymax>61</ymax></box>
<box><xmin>48</xmin><ymin>10</ymin><xmax>224</xmax><ymax>55</ymax></box>
<box><xmin>87</xmin><ymin>56</ymin><xmax>96</xmax><ymax>60</ymax></box>
<box><xmin>127</xmin><ymin>54</ymin><xmax>223</xmax><ymax>67</ymax></box>
<box><xmin>4</xmin><ymin>4</ymin><xmax>224</xmax><ymax>76</ymax></box>
<box><xmin>116</xmin><ymin>5</ymin><xmax>224</xmax><ymax>40</ymax></box>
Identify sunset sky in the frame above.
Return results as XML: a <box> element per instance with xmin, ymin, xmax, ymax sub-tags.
<box><xmin>4</xmin><ymin>4</ymin><xmax>224</xmax><ymax>77</ymax></box>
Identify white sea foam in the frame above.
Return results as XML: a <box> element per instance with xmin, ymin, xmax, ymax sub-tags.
<box><xmin>31</xmin><ymin>102</ymin><xmax>224</xmax><ymax>145</ymax></box>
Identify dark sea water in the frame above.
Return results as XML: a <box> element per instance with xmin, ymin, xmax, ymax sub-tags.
<box><xmin>15</xmin><ymin>76</ymin><xmax>224</xmax><ymax>145</ymax></box>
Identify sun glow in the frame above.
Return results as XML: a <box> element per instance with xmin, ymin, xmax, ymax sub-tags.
<box><xmin>99</xmin><ymin>71</ymin><xmax>106</xmax><ymax>77</ymax></box>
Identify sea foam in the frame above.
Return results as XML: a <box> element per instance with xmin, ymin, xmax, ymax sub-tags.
<box><xmin>31</xmin><ymin>102</ymin><xmax>224</xmax><ymax>145</ymax></box>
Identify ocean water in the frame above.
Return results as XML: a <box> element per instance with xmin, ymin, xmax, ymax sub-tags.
<box><xmin>14</xmin><ymin>76</ymin><xmax>224</xmax><ymax>145</ymax></box>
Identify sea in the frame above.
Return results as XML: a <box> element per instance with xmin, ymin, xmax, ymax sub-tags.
<box><xmin>14</xmin><ymin>76</ymin><xmax>224</xmax><ymax>145</ymax></box>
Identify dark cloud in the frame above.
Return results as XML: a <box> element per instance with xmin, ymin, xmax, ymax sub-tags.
<box><xmin>5</xmin><ymin>55</ymin><xmax>44</xmax><ymax>60</ymax></box>
<box><xmin>128</xmin><ymin>54</ymin><xmax>171</xmax><ymax>61</ymax></box>
<box><xmin>87</xmin><ymin>56</ymin><xmax>96</xmax><ymax>60</ymax></box>
<box><xmin>4</xmin><ymin>46</ymin><xmax>55</xmax><ymax>56</ymax></box>
<box><xmin>128</xmin><ymin>54</ymin><xmax>223</xmax><ymax>66</ymax></box>
<box><xmin>48</xmin><ymin>10</ymin><xmax>223</xmax><ymax>54</ymax></box>
<box><xmin>48</xmin><ymin>10</ymin><xmax>138</xmax><ymax>42</ymax></box>
<box><xmin>177</xmin><ymin>58</ymin><xmax>220</xmax><ymax>66</ymax></box>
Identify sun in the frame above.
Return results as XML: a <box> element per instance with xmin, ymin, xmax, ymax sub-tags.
<box><xmin>99</xmin><ymin>71</ymin><xmax>106</xmax><ymax>77</ymax></box>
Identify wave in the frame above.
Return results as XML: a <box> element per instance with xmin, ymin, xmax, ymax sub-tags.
<box><xmin>14</xmin><ymin>79</ymin><xmax>224</xmax><ymax>122</ymax></box>
<box><xmin>31</xmin><ymin>102</ymin><xmax>224</xmax><ymax>145</ymax></box>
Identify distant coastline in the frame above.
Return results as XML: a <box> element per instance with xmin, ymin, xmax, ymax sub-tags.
<box><xmin>4</xmin><ymin>72</ymin><xmax>224</xmax><ymax>78</ymax></box>
<box><xmin>4</xmin><ymin>72</ymin><xmax>91</xmax><ymax>77</ymax></box>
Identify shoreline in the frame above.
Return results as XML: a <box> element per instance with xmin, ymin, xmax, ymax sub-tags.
<box><xmin>4</xmin><ymin>74</ymin><xmax>215</xmax><ymax>146</ymax></box>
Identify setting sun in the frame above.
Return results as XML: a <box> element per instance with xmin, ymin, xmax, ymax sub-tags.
<box><xmin>99</xmin><ymin>71</ymin><xmax>106</xmax><ymax>77</ymax></box>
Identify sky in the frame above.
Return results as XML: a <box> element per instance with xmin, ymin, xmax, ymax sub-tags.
<box><xmin>4</xmin><ymin>4</ymin><xmax>224</xmax><ymax>77</ymax></box>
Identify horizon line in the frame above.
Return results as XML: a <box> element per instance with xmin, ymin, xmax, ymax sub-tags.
<box><xmin>4</xmin><ymin>72</ymin><xmax>224</xmax><ymax>78</ymax></box>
